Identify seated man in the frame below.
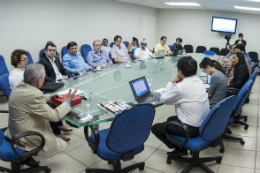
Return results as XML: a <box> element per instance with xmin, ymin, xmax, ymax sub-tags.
<box><xmin>39</xmin><ymin>41</ymin><xmax>72</xmax><ymax>82</ymax></box>
<box><xmin>110</xmin><ymin>35</ymin><xmax>131</xmax><ymax>63</ymax></box>
<box><xmin>86</xmin><ymin>40</ymin><xmax>113</xmax><ymax>68</ymax></box>
<box><xmin>101</xmin><ymin>38</ymin><xmax>111</xmax><ymax>57</ymax></box>
<box><xmin>171</xmin><ymin>38</ymin><xmax>186</xmax><ymax>54</ymax></box>
<box><xmin>151</xmin><ymin>56</ymin><xmax>209</xmax><ymax>157</ymax></box>
<box><xmin>234</xmin><ymin>33</ymin><xmax>247</xmax><ymax>46</ymax></box>
<box><xmin>220</xmin><ymin>44</ymin><xmax>235</xmax><ymax>63</ymax></box>
<box><xmin>134</xmin><ymin>41</ymin><xmax>152</xmax><ymax>60</ymax></box>
<box><xmin>63</xmin><ymin>41</ymin><xmax>93</xmax><ymax>74</ymax></box>
<box><xmin>4</xmin><ymin>64</ymin><xmax>78</xmax><ymax>166</ymax></box>
<box><xmin>154</xmin><ymin>36</ymin><xmax>171</xmax><ymax>56</ymax></box>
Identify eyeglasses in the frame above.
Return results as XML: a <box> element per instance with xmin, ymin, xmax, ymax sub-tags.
<box><xmin>94</xmin><ymin>45</ymin><xmax>102</xmax><ymax>47</ymax></box>
<box><xmin>48</xmin><ymin>49</ymin><xmax>56</xmax><ymax>52</ymax></box>
<box><xmin>141</xmin><ymin>44</ymin><xmax>147</xmax><ymax>46</ymax></box>
<box><xmin>21</xmin><ymin>58</ymin><xmax>28</xmax><ymax>61</ymax></box>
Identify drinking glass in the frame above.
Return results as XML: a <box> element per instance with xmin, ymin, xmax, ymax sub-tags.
<box><xmin>62</xmin><ymin>76</ymin><xmax>68</xmax><ymax>88</ymax></box>
<box><xmin>148</xmin><ymin>78</ymin><xmax>153</xmax><ymax>85</ymax></box>
<box><xmin>84</xmin><ymin>90</ymin><xmax>93</xmax><ymax>107</ymax></box>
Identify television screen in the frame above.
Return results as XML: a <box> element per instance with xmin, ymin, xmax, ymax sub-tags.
<box><xmin>211</xmin><ymin>17</ymin><xmax>237</xmax><ymax>34</ymax></box>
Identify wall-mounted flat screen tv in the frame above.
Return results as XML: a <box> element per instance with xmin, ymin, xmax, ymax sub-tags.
<box><xmin>211</xmin><ymin>16</ymin><xmax>238</xmax><ymax>34</ymax></box>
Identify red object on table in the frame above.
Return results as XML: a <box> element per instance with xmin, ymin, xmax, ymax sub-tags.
<box><xmin>52</xmin><ymin>94</ymin><xmax>82</xmax><ymax>107</ymax></box>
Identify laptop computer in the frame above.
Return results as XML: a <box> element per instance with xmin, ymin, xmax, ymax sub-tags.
<box><xmin>129</xmin><ymin>76</ymin><xmax>161</xmax><ymax>105</ymax></box>
<box><xmin>153</xmin><ymin>49</ymin><xmax>165</xmax><ymax>59</ymax></box>
<box><xmin>39</xmin><ymin>82</ymin><xmax>64</xmax><ymax>92</ymax></box>
<box><xmin>171</xmin><ymin>49</ymin><xmax>179</xmax><ymax>56</ymax></box>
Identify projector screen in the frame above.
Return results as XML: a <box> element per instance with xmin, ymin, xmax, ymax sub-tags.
<box><xmin>211</xmin><ymin>17</ymin><xmax>238</xmax><ymax>34</ymax></box>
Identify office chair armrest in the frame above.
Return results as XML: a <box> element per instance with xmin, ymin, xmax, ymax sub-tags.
<box><xmin>11</xmin><ymin>131</ymin><xmax>45</xmax><ymax>161</ymax></box>
<box><xmin>164</xmin><ymin>121</ymin><xmax>190</xmax><ymax>149</ymax></box>
<box><xmin>0</xmin><ymin>110</ymin><xmax>9</xmax><ymax>113</ymax></box>
<box><xmin>85</xmin><ymin>126</ymin><xmax>100</xmax><ymax>153</ymax></box>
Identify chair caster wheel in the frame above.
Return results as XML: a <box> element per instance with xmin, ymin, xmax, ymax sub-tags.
<box><xmin>216</xmin><ymin>159</ymin><xmax>222</xmax><ymax>164</ymax></box>
<box><xmin>244</xmin><ymin>125</ymin><xmax>249</xmax><ymax>130</ymax></box>
<box><xmin>45</xmin><ymin>168</ymin><xmax>51</xmax><ymax>173</ymax></box>
<box><xmin>139</xmin><ymin>166</ymin><xmax>144</xmax><ymax>170</ymax></box>
<box><xmin>219</xmin><ymin>148</ymin><xmax>224</xmax><ymax>153</ymax></box>
<box><xmin>227</xmin><ymin>130</ymin><xmax>232</xmax><ymax>135</ymax></box>
<box><xmin>108</xmin><ymin>161</ymin><xmax>112</xmax><ymax>164</ymax></box>
<box><xmin>166</xmin><ymin>159</ymin><xmax>172</xmax><ymax>164</ymax></box>
<box><xmin>240</xmin><ymin>140</ymin><xmax>245</xmax><ymax>145</ymax></box>
<box><xmin>189</xmin><ymin>150</ymin><xmax>193</xmax><ymax>155</ymax></box>
<box><xmin>244</xmin><ymin>117</ymin><xmax>247</xmax><ymax>122</ymax></box>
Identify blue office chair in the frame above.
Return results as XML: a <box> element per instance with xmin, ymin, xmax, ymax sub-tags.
<box><xmin>0</xmin><ymin>128</ymin><xmax>51</xmax><ymax>173</ymax></box>
<box><xmin>0</xmin><ymin>73</ymin><xmax>11</xmax><ymax>100</ymax></box>
<box><xmin>203</xmin><ymin>51</ymin><xmax>215</xmax><ymax>56</ymax></box>
<box><xmin>0</xmin><ymin>55</ymin><xmax>9</xmax><ymax>76</ymax></box>
<box><xmin>123</xmin><ymin>41</ymin><xmax>129</xmax><ymax>48</ymax></box>
<box><xmin>26</xmin><ymin>51</ymin><xmax>34</xmax><ymax>65</ymax></box>
<box><xmin>110</xmin><ymin>42</ymin><xmax>115</xmax><ymax>48</ymax></box>
<box><xmin>81</xmin><ymin>44</ymin><xmax>92</xmax><ymax>61</ymax></box>
<box><xmin>132</xmin><ymin>48</ymin><xmax>136</xmax><ymax>59</ymax></box>
<box><xmin>245</xmin><ymin>53</ymin><xmax>252</xmax><ymax>62</ymax></box>
<box><xmin>39</xmin><ymin>48</ymin><xmax>44</xmax><ymax>59</ymax></box>
<box><xmin>168</xmin><ymin>45</ymin><xmax>172</xmax><ymax>51</ymax></box>
<box><xmin>166</xmin><ymin>95</ymin><xmax>237</xmax><ymax>173</ymax></box>
<box><xmin>136</xmin><ymin>42</ymin><xmax>140</xmax><ymax>48</ymax></box>
<box><xmin>85</xmin><ymin>104</ymin><xmax>155</xmax><ymax>173</ymax></box>
<box><xmin>222</xmin><ymin>79</ymin><xmax>253</xmax><ymax>149</ymax></box>
<box><xmin>246</xmin><ymin>71</ymin><xmax>258</xmax><ymax>103</ymax></box>
<box><xmin>62</xmin><ymin>46</ymin><xmax>68</xmax><ymax>58</ymax></box>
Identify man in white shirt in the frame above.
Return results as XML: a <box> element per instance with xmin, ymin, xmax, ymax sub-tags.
<box><xmin>134</xmin><ymin>41</ymin><xmax>152</xmax><ymax>60</ymax></box>
<box><xmin>151</xmin><ymin>56</ymin><xmax>209</xmax><ymax>157</ymax></box>
<box><xmin>101</xmin><ymin>38</ymin><xmax>112</xmax><ymax>57</ymax></box>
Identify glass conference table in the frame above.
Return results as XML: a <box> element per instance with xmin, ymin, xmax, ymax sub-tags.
<box><xmin>48</xmin><ymin>53</ymin><xmax>218</xmax><ymax>128</ymax></box>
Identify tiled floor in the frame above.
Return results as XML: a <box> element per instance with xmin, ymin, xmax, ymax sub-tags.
<box><xmin>0</xmin><ymin>77</ymin><xmax>260</xmax><ymax>173</ymax></box>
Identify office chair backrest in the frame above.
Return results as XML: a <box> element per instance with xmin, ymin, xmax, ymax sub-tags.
<box><xmin>0</xmin><ymin>55</ymin><xmax>9</xmax><ymax>76</ymax></box>
<box><xmin>235</xmin><ymin>79</ymin><xmax>252</xmax><ymax>115</ymax></box>
<box><xmin>26</xmin><ymin>51</ymin><xmax>34</xmax><ymax>65</ymax></box>
<box><xmin>196</xmin><ymin>46</ymin><xmax>206</xmax><ymax>53</ymax></box>
<box><xmin>184</xmin><ymin>44</ymin><xmax>193</xmax><ymax>53</ymax></box>
<box><xmin>203</xmin><ymin>51</ymin><xmax>215</xmax><ymax>56</ymax></box>
<box><xmin>62</xmin><ymin>46</ymin><xmax>68</xmax><ymax>58</ymax></box>
<box><xmin>0</xmin><ymin>73</ymin><xmax>11</xmax><ymax>100</ymax></box>
<box><xmin>168</xmin><ymin>45</ymin><xmax>172</xmax><ymax>51</ymax></box>
<box><xmin>247</xmin><ymin>71</ymin><xmax>257</xmax><ymax>99</ymax></box>
<box><xmin>248</xmin><ymin>51</ymin><xmax>258</xmax><ymax>63</ymax></box>
<box><xmin>39</xmin><ymin>48</ymin><xmax>44</xmax><ymax>59</ymax></box>
<box><xmin>106</xmin><ymin>104</ymin><xmax>155</xmax><ymax>153</ymax></box>
<box><xmin>136</xmin><ymin>42</ymin><xmax>140</xmax><ymax>48</ymax></box>
<box><xmin>132</xmin><ymin>48</ymin><xmax>136</xmax><ymax>58</ymax></box>
<box><xmin>123</xmin><ymin>41</ymin><xmax>129</xmax><ymax>48</ymax></box>
<box><xmin>81</xmin><ymin>44</ymin><xmax>92</xmax><ymax>59</ymax></box>
<box><xmin>220</xmin><ymin>48</ymin><xmax>229</xmax><ymax>56</ymax></box>
<box><xmin>209</xmin><ymin>47</ymin><xmax>220</xmax><ymax>55</ymax></box>
<box><xmin>110</xmin><ymin>42</ymin><xmax>115</xmax><ymax>48</ymax></box>
<box><xmin>0</xmin><ymin>130</ymin><xmax>3</xmax><ymax>146</ymax></box>
<box><xmin>200</xmin><ymin>95</ymin><xmax>238</xmax><ymax>141</ymax></box>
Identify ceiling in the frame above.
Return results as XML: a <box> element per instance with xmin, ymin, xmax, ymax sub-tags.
<box><xmin>115</xmin><ymin>0</ymin><xmax>260</xmax><ymax>15</ymax></box>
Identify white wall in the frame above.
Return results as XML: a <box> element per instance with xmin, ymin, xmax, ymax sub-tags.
<box><xmin>157</xmin><ymin>9</ymin><xmax>260</xmax><ymax>55</ymax></box>
<box><xmin>0</xmin><ymin>0</ymin><xmax>157</xmax><ymax>70</ymax></box>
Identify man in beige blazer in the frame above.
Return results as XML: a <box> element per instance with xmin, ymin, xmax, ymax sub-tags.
<box><xmin>4</xmin><ymin>64</ymin><xmax>77</xmax><ymax>166</ymax></box>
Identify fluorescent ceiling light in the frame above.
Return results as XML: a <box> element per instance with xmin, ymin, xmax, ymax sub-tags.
<box><xmin>234</xmin><ymin>6</ymin><xmax>260</xmax><ymax>11</ymax></box>
<box><xmin>246</xmin><ymin>0</ymin><xmax>260</xmax><ymax>2</ymax></box>
<box><xmin>164</xmin><ymin>2</ymin><xmax>201</xmax><ymax>6</ymax></box>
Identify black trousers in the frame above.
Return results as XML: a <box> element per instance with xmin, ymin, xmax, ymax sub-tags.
<box><xmin>50</xmin><ymin>120</ymin><xmax>63</xmax><ymax>135</ymax></box>
<box><xmin>151</xmin><ymin>116</ymin><xmax>200</xmax><ymax>149</ymax></box>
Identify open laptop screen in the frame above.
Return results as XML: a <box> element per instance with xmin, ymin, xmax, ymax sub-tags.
<box><xmin>130</xmin><ymin>77</ymin><xmax>150</xmax><ymax>98</ymax></box>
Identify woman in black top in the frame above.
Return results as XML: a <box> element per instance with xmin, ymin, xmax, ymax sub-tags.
<box><xmin>228</xmin><ymin>52</ymin><xmax>249</xmax><ymax>89</ymax></box>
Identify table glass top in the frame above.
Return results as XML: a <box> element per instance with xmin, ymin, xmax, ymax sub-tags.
<box><xmin>48</xmin><ymin>53</ymin><xmax>218</xmax><ymax>127</ymax></box>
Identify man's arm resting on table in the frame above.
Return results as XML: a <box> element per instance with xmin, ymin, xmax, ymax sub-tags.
<box><xmin>113</xmin><ymin>58</ymin><xmax>125</xmax><ymax>63</ymax></box>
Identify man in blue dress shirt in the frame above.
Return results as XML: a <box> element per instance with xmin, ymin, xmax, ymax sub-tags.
<box><xmin>86</xmin><ymin>40</ymin><xmax>113</xmax><ymax>68</ymax></box>
<box><xmin>171</xmin><ymin>38</ymin><xmax>186</xmax><ymax>54</ymax></box>
<box><xmin>62</xmin><ymin>41</ymin><xmax>94</xmax><ymax>74</ymax></box>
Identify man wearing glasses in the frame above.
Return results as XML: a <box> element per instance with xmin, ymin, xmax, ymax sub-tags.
<box><xmin>134</xmin><ymin>41</ymin><xmax>152</xmax><ymax>60</ymax></box>
<box><xmin>86</xmin><ymin>40</ymin><xmax>113</xmax><ymax>68</ymax></box>
<box><xmin>101</xmin><ymin>38</ymin><xmax>112</xmax><ymax>57</ymax></box>
<box><xmin>39</xmin><ymin>41</ymin><xmax>72</xmax><ymax>82</ymax></box>
<box><xmin>110</xmin><ymin>35</ymin><xmax>131</xmax><ymax>63</ymax></box>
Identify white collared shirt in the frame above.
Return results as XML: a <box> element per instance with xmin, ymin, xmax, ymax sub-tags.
<box><xmin>101</xmin><ymin>45</ymin><xmax>112</xmax><ymax>57</ymax></box>
<box><xmin>134</xmin><ymin>48</ymin><xmax>152</xmax><ymax>60</ymax></box>
<box><xmin>9</xmin><ymin>68</ymin><xmax>24</xmax><ymax>90</ymax></box>
<box><xmin>47</xmin><ymin>56</ymin><xmax>63</xmax><ymax>82</ymax></box>
<box><xmin>160</xmin><ymin>76</ymin><xmax>210</xmax><ymax>127</ymax></box>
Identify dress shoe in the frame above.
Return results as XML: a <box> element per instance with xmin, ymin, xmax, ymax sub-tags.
<box><xmin>167</xmin><ymin>148</ymin><xmax>188</xmax><ymax>157</ymax></box>
<box><xmin>56</xmin><ymin>134</ymin><xmax>71</xmax><ymax>142</ymax></box>
<box><xmin>25</xmin><ymin>157</ymin><xmax>39</xmax><ymax>168</ymax></box>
